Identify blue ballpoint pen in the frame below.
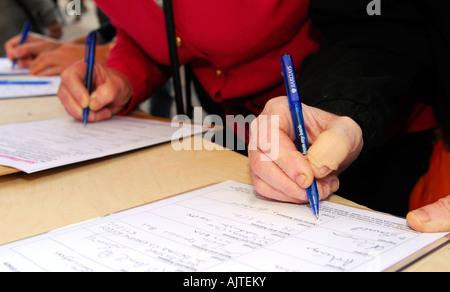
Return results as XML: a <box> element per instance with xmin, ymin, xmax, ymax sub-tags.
<box><xmin>0</xmin><ymin>80</ymin><xmax>50</xmax><ymax>85</ymax></box>
<box><xmin>281</xmin><ymin>53</ymin><xmax>320</xmax><ymax>219</ymax></box>
<box><xmin>12</xmin><ymin>22</ymin><xmax>32</xmax><ymax>69</ymax></box>
<box><xmin>83</xmin><ymin>32</ymin><xmax>97</xmax><ymax>125</ymax></box>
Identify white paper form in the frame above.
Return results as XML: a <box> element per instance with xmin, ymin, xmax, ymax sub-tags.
<box><xmin>0</xmin><ymin>181</ymin><xmax>447</xmax><ymax>272</ymax></box>
<box><xmin>0</xmin><ymin>116</ymin><xmax>207</xmax><ymax>173</ymax></box>
<box><xmin>0</xmin><ymin>58</ymin><xmax>29</xmax><ymax>76</ymax></box>
<box><xmin>0</xmin><ymin>76</ymin><xmax>61</xmax><ymax>99</ymax></box>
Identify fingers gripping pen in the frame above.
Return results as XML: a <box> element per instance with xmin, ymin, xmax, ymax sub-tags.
<box><xmin>281</xmin><ymin>54</ymin><xmax>320</xmax><ymax>218</ymax></box>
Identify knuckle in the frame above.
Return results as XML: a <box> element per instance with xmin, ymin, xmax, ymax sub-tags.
<box><xmin>57</xmin><ymin>85</ymin><xmax>67</xmax><ymax>100</ymax></box>
<box><xmin>274</xmin><ymin>150</ymin><xmax>289</xmax><ymax>165</ymax></box>
<box><xmin>253</xmin><ymin>179</ymin><xmax>266</xmax><ymax>196</ymax></box>
<box><xmin>436</xmin><ymin>197</ymin><xmax>450</xmax><ymax>212</ymax></box>
<box><xmin>264</xmin><ymin>97</ymin><xmax>278</xmax><ymax>109</ymax></box>
<box><xmin>250</xmin><ymin>154</ymin><xmax>265</xmax><ymax>175</ymax></box>
<box><xmin>60</xmin><ymin>68</ymin><xmax>72</xmax><ymax>80</ymax></box>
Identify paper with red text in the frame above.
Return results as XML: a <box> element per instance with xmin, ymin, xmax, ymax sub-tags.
<box><xmin>0</xmin><ymin>116</ymin><xmax>206</xmax><ymax>173</ymax></box>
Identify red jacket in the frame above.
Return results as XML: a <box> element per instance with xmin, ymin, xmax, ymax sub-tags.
<box><xmin>95</xmin><ymin>0</ymin><xmax>320</xmax><ymax>116</ymax></box>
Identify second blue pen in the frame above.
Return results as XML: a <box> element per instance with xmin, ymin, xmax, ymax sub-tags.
<box><xmin>281</xmin><ymin>53</ymin><xmax>320</xmax><ymax>219</ymax></box>
<box><xmin>0</xmin><ymin>80</ymin><xmax>50</xmax><ymax>85</ymax></box>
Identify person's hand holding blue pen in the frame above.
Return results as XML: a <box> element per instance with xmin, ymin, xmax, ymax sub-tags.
<box><xmin>57</xmin><ymin>37</ymin><xmax>133</xmax><ymax>124</ymax></box>
<box><xmin>248</xmin><ymin>57</ymin><xmax>363</xmax><ymax>215</ymax></box>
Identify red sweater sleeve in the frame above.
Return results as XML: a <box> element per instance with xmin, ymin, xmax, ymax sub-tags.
<box><xmin>105</xmin><ymin>29</ymin><xmax>170</xmax><ymax>115</ymax></box>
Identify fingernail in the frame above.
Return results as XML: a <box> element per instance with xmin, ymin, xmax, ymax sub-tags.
<box><xmin>295</xmin><ymin>174</ymin><xmax>307</xmax><ymax>188</ymax></box>
<box><xmin>90</xmin><ymin>92</ymin><xmax>101</xmax><ymax>109</ymax></box>
<box><xmin>90</xmin><ymin>98</ymin><xmax>100</xmax><ymax>111</ymax></box>
<box><xmin>330</xmin><ymin>178</ymin><xmax>340</xmax><ymax>193</ymax></box>
<box><xmin>81</xmin><ymin>95</ymin><xmax>90</xmax><ymax>108</ymax></box>
<box><xmin>318</xmin><ymin>165</ymin><xmax>331</xmax><ymax>176</ymax></box>
<box><xmin>412</xmin><ymin>209</ymin><xmax>431</xmax><ymax>223</ymax></box>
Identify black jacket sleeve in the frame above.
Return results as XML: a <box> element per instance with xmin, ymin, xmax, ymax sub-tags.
<box><xmin>423</xmin><ymin>0</ymin><xmax>450</xmax><ymax>147</ymax></box>
<box><xmin>95</xmin><ymin>7</ymin><xmax>117</xmax><ymax>45</ymax></box>
<box><xmin>298</xmin><ymin>0</ymin><xmax>437</xmax><ymax>162</ymax></box>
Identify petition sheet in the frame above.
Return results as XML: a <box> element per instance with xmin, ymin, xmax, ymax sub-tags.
<box><xmin>0</xmin><ymin>76</ymin><xmax>61</xmax><ymax>99</ymax></box>
<box><xmin>0</xmin><ymin>116</ymin><xmax>206</xmax><ymax>173</ymax></box>
<box><xmin>0</xmin><ymin>181</ymin><xmax>447</xmax><ymax>272</ymax></box>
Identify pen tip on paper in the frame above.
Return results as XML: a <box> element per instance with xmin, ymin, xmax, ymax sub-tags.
<box><xmin>315</xmin><ymin>214</ymin><xmax>319</xmax><ymax>219</ymax></box>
